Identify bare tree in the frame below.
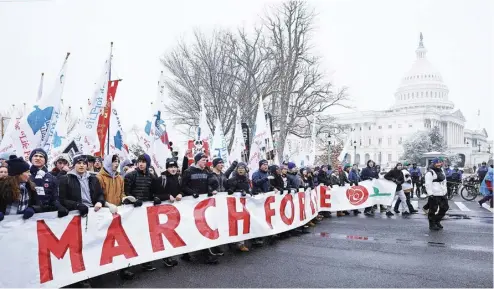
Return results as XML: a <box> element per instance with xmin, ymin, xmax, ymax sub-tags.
<box><xmin>162</xmin><ymin>30</ymin><xmax>240</xmax><ymax>143</ymax></box>
<box><xmin>263</xmin><ymin>1</ymin><xmax>349</xmax><ymax>160</ymax></box>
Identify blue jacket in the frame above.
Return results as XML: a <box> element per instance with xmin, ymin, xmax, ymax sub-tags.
<box><xmin>478</xmin><ymin>166</ymin><xmax>488</xmax><ymax>181</ymax></box>
<box><xmin>409</xmin><ymin>167</ymin><xmax>421</xmax><ymax>178</ymax></box>
<box><xmin>445</xmin><ymin>168</ymin><xmax>453</xmax><ymax>177</ymax></box>
<box><xmin>286</xmin><ymin>172</ymin><xmax>301</xmax><ymax>190</ymax></box>
<box><xmin>348</xmin><ymin>169</ymin><xmax>360</xmax><ymax>184</ymax></box>
<box><xmin>252</xmin><ymin>170</ymin><xmax>271</xmax><ymax>193</ymax></box>
<box><xmin>29</xmin><ymin>166</ymin><xmax>63</xmax><ymax>211</ymax></box>
<box><xmin>360</xmin><ymin>166</ymin><xmax>378</xmax><ymax>181</ymax></box>
<box><xmin>480</xmin><ymin>168</ymin><xmax>493</xmax><ymax>196</ymax></box>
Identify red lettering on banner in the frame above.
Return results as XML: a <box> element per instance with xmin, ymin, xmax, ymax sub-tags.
<box><xmin>280</xmin><ymin>194</ymin><xmax>295</xmax><ymax>225</ymax></box>
<box><xmin>100</xmin><ymin>215</ymin><xmax>138</xmax><ymax>266</ymax></box>
<box><xmin>264</xmin><ymin>196</ymin><xmax>276</xmax><ymax>229</ymax></box>
<box><xmin>194</xmin><ymin>198</ymin><xmax>219</xmax><ymax>240</ymax></box>
<box><xmin>227</xmin><ymin>197</ymin><xmax>251</xmax><ymax>236</ymax></box>
<box><xmin>147</xmin><ymin>205</ymin><xmax>186</xmax><ymax>252</ymax></box>
<box><xmin>37</xmin><ymin>216</ymin><xmax>85</xmax><ymax>284</ymax></box>
<box><xmin>298</xmin><ymin>192</ymin><xmax>306</xmax><ymax>221</ymax></box>
<box><xmin>319</xmin><ymin>186</ymin><xmax>331</xmax><ymax>208</ymax></box>
<box><xmin>309</xmin><ymin>191</ymin><xmax>316</xmax><ymax>214</ymax></box>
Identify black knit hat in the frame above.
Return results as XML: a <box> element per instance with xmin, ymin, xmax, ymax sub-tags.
<box><xmin>6</xmin><ymin>155</ymin><xmax>30</xmax><ymax>176</ymax></box>
<box><xmin>166</xmin><ymin>158</ymin><xmax>178</xmax><ymax>169</ymax></box>
<box><xmin>73</xmin><ymin>154</ymin><xmax>88</xmax><ymax>165</ymax></box>
<box><xmin>259</xmin><ymin>159</ymin><xmax>268</xmax><ymax>167</ymax></box>
<box><xmin>29</xmin><ymin>148</ymin><xmax>48</xmax><ymax>163</ymax></box>
<box><xmin>194</xmin><ymin>152</ymin><xmax>206</xmax><ymax>164</ymax></box>
<box><xmin>212</xmin><ymin>158</ymin><xmax>224</xmax><ymax>167</ymax></box>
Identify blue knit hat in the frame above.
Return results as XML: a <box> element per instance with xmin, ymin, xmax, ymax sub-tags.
<box><xmin>29</xmin><ymin>148</ymin><xmax>48</xmax><ymax>163</ymax></box>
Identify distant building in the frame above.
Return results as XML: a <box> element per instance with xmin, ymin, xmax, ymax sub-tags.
<box><xmin>332</xmin><ymin>33</ymin><xmax>492</xmax><ymax>168</ymax></box>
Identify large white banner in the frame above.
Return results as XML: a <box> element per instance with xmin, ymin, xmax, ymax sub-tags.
<box><xmin>0</xmin><ymin>180</ymin><xmax>395</xmax><ymax>288</ymax></box>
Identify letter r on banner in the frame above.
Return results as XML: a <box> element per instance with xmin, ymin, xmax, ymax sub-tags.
<box><xmin>147</xmin><ymin>205</ymin><xmax>186</xmax><ymax>252</ymax></box>
<box><xmin>194</xmin><ymin>198</ymin><xmax>219</xmax><ymax>240</ymax></box>
<box><xmin>319</xmin><ymin>186</ymin><xmax>331</xmax><ymax>208</ymax></box>
<box><xmin>37</xmin><ymin>216</ymin><xmax>85</xmax><ymax>284</ymax></box>
<box><xmin>227</xmin><ymin>197</ymin><xmax>251</xmax><ymax>236</ymax></box>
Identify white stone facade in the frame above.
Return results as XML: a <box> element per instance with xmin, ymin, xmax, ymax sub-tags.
<box><xmin>332</xmin><ymin>33</ymin><xmax>492</xmax><ymax>168</ymax></box>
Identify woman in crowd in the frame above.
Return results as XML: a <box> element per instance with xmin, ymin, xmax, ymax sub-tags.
<box><xmin>0</xmin><ymin>156</ymin><xmax>39</xmax><ymax>222</ymax></box>
<box><xmin>0</xmin><ymin>164</ymin><xmax>7</xmax><ymax>179</ymax></box>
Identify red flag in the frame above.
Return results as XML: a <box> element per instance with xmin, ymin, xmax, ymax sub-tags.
<box><xmin>95</xmin><ymin>80</ymin><xmax>119</xmax><ymax>157</ymax></box>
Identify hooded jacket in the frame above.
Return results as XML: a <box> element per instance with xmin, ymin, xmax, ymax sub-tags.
<box><xmin>96</xmin><ymin>155</ymin><xmax>125</xmax><ymax>206</ymax></box>
<box><xmin>153</xmin><ymin>171</ymin><xmax>182</xmax><ymax>200</ymax></box>
<box><xmin>226</xmin><ymin>172</ymin><xmax>251</xmax><ymax>194</ymax></box>
<box><xmin>209</xmin><ymin>162</ymin><xmax>236</xmax><ymax>192</ymax></box>
<box><xmin>360</xmin><ymin>161</ymin><xmax>379</xmax><ymax>181</ymax></box>
<box><xmin>59</xmin><ymin>170</ymin><xmax>105</xmax><ymax>210</ymax></box>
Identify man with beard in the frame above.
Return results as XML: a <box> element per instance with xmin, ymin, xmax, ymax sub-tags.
<box><xmin>424</xmin><ymin>158</ymin><xmax>449</xmax><ymax>230</ymax></box>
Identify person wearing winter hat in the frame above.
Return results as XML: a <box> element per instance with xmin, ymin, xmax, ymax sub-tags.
<box><xmin>285</xmin><ymin>162</ymin><xmax>300</xmax><ymax>193</ymax></box>
<box><xmin>93</xmin><ymin>157</ymin><xmax>103</xmax><ymax>173</ymax></box>
<box><xmin>28</xmin><ymin>148</ymin><xmax>69</xmax><ymax>218</ymax></box>
<box><xmin>0</xmin><ymin>155</ymin><xmax>40</xmax><ymax>222</ymax></box>
<box><xmin>181</xmin><ymin>153</ymin><xmax>219</xmax><ymax>264</ymax></box>
<box><xmin>150</xmin><ymin>157</ymin><xmax>182</xmax><ymax>267</ymax></box>
<box><xmin>119</xmin><ymin>159</ymin><xmax>134</xmax><ymax>177</ymax></box>
<box><xmin>251</xmin><ymin>159</ymin><xmax>273</xmax><ymax>194</ymax></box>
<box><xmin>86</xmin><ymin>155</ymin><xmax>96</xmax><ymax>174</ymax></box>
<box><xmin>123</xmin><ymin>153</ymin><xmax>157</xmax><ymax>271</ymax></box>
<box><xmin>210</xmin><ymin>158</ymin><xmax>237</xmax><ymax>193</ymax></box>
<box><xmin>51</xmin><ymin>154</ymin><xmax>71</xmax><ymax>178</ymax></box>
<box><xmin>423</xmin><ymin>158</ymin><xmax>449</xmax><ymax>230</ymax></box>
<box><xmin>383</xmin><ymin>163</ymin><xmax>410</xmax><ymax>217</ymax></box>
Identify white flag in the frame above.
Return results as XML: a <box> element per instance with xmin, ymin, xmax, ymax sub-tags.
<box><xmin>211</xmin><ymin>117</ymin><xmax>229</xmax><ymax>166</ymax></box>
<box><xmin>106</xmin><ymin>103</ymin><xmax>129</xmax><ymax>161</ymax></box>
<box><xmin>4</xmin><ymin>53</ymin><xmax>69</xmax><ymax>160</ymax></box>
<box><xmin>197</xmin><ymin>96</ymin><xmax>213</xmax><ymax>143</ymax></box>
<box><xmin>229</xmin><ymin>105</ymin><xmax>245</xmax><ymax>162</ymax></box>
<box><xmin>73</xmin><ymin>57</ymin><xmax>110</xmax><ymax>154</ymax></box>
<box><xmin>0</xmin><ymin>108</ymin><xmax>24</xmax><ymax>156</ymax></box>
<box><xmin>248</xmin><ymin>99</ymin><xmax>268</xmax><ymax>176</ymax></box>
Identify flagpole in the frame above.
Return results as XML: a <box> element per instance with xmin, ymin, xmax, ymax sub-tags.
<box><xmin>106</xmin><ymin>42</ymin><xmax>113</xmax><ymax>156</ymax></box>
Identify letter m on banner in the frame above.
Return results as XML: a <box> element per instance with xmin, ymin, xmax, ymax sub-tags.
<box><xmin>37</xmin><ymin>216</ymin><xmax>85</xmax><ymax>284</ymax></box>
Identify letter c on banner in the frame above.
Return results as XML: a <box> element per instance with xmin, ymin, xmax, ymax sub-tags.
<box><xmin>194</xmin><ymin>198</ymin><xmax>219</xmax><ymax>240</ymax></box>
<box><xmin>37</xmin><ymin>216</ymin><xmax>85</xmax><ymax>284</ymax></box>
<box><xmin>280</xmin><ymin>194</ymin><xmax>295</xmax><ymax>225</ymax></box>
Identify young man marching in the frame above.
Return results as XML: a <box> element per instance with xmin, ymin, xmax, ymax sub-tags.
<box><xmin>424</xmin><ymin>158</ymin><xmax>449</xmax><ymax>230</ymax></box>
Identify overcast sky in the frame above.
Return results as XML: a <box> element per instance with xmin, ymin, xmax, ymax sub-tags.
<box><xmin>0</xmin><ymin>0</ymin><xmax>492</xmax><ymax>149</ymax></box>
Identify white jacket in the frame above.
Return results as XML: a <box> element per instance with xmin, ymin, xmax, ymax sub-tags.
<box><xmin>424</xmin><ymin>169</ymin><xmax>447</xmax><ymax>196</ymax></box>
<box><xmin>402</xmin><ymin>169</ymin><xmax>413</xmax><ymax>191</ymax></box>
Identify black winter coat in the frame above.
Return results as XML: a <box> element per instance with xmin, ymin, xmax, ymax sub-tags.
<box><xmin>124</xmin><ymin>169</ymin><xmax>154</xmax><ymax>201</ymax></box>
<box><xmin>58</xmin><ymin>173</ymin><xmax>105</xmax><ymax>210</ymax></box>
<box><xmin>318</xmin><ymin>170</ymin><xmax>331</xmax><ymax>186</ymax></box>
<box><xmin>29</xmin><ymin>166</ymin><xmax>64</xmax><ymax>212</ymax></box>
<box><xmin>152</xmin><ymin>172</ymin><xmax>182</xmax><ymax>201</ymax></box>
<box><xmin>360</xmin><ymin>166</ymin><xmax>379</xmax><ymax>181</ymax></box>
<box><xmin>209</xmin><ymin>163</ymin><xmax>236</xmax><ymax>192</ymax></box>
<box><xmin>181</xmin><ymin>165</ymin><xmax>211</xmax><ymax>196</ymax></box>
<box><xmin>270</xmin><ymin>174</ymin><xmax>285</xmax><ymax>191</ymax></box>
<box><xmin>226</xmin><ymin>174</ymin><xmax>251</xmax><ymax>194</ymax></box>
<box><xmin>384</xmin><ymin>169</ymin><xmax>405</xmax><ymax>192</ymax></box>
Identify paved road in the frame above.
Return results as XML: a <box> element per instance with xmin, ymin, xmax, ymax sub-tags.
<box><xmin>92</xmin><ymin>196</ymin><xmax>492</xmax><ymax>288</ymax></box>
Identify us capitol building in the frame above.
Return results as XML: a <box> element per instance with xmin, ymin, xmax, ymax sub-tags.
<box><xmin>332</xmin><ymin>33</ymin><xmax>492</xmax><ymax>168</ymax></box>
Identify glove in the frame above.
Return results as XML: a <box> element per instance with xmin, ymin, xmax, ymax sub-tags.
<box><xmin>57</xmin><ymin>206</ymin><xmax>69</xmax><ymax>218</ymax></box>
<box><xmin>94</xmin><ymin>202</ymin><xmax>103</xmax><ymax>212</ymax></box>
<box><xmin>105</xmin><ymin>203</ymin><xmax>118</xmax><ymax>214</ymax></box>
<box><xmin>153</xmin><ymin>197</ymin><xmax>162</xmax><ymax>205</ymax></box>
<box><xmin>133</xmin><ymin>199</ymin><xmax>143</xmax><ymax>207</ymax></box>
<box><xmin>267</xmin><ymin>176</ymin><xmax>275</xmax><ymax>180</ymax></box>
<box><xmin>0</xmin><ymin>212</ymin><xmax>4</xmax><ymax>222</ymax></box>
<box><xmin>227</xmin><ymin>190</ymin><xmax>234</xmax><ymax>195</ymax></box>
<box><xmin>193</xmin><ymin>193</ymin><xmax>199</xmax><ymax>199</ymax></box>
<box><xmin>207</xmin><ymin>192</ymin><xmax>213</xmax><ymax>197</ymax></box>
<box><xmin>231</xmin><ymin>161</ymin><xmax>238</xmax><ymax>167</ymax></box>
<box><xmin>122</xmin><ymin>196</ymin><xmax>137</xmax><ymax>204</ymax></box>
<box><xmin>22</xmin><ymin>207</ymin><xmax>35</xmax><ymax>220</ymax></box>
<box><xmin>241</xmin><ymin>191</ymin><xmax>247</xmax><ymax>197</ymax></box>
<box><xmin>77</xmin><ymin>204</ymin><xmax>89</xmax><ymax>216</ymax></box>
<box><xmin>176</xmin><ymin>194</ymin><xmax>182</xmax><ymax>201</ymax></box>
<box><xmin>280</xmin><ymin>190</ymin><xmax>285</xmax><ymax>195</ymax></box>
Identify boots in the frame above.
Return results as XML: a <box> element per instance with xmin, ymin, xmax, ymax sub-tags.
<box><xmin>429</xmin><ymin>220</ymin><xmax>440</xmax><ymax>231</ymax></box>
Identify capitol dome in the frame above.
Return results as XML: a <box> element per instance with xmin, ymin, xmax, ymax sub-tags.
<box><xmin>392</xmin><ymin>33</ymin><xmax>454</xmax><ymax>111</ymax></box>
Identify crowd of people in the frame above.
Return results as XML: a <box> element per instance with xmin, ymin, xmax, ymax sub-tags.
<box><xmin>0</xmin><ymin>148</ymin><xmax>492</xmax><ymax>287</ymax></box>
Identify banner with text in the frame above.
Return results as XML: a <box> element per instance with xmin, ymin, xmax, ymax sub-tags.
<box><xmin>0</xmin><ymin>180</ymin><xmax>395</xmax><ymax>288</ymax></box>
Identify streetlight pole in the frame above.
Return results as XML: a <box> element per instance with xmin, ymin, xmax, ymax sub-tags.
<box><xmin>327</xmin><ymin>133</ymin><xmax>332</xmax><ymax>165</ymax></box>
<box><xmin>353</xmin><ymin>140</ymin><xmax>357</xmax><ymax>165</ymax></box>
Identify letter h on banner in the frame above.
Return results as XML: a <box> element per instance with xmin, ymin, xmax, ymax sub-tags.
<box><xmin>227</xmin><ymin>197</ymin><xmax>251</xmax><ymax>236</ymax></box>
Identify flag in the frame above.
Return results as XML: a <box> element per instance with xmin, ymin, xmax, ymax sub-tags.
<box><xmin>0</xmin><ymin>108</ymin><xmax>23</xmax><ymax>156</ymax></box>
<box><xmin>95</xmin><ymin>80</ymin><xmax>119</xmax><ymax>157</ymax></box>
<box><xmin>338</xmin><ymin>136</ymin><xmax>352</xmax><ymax>164</ymax></box>
<box><xmin>248</xmin><ymin>99</ymin><xmax>269</xmax><ymax>176</ymax></box>
<box><xmin>47</xmin><ymin>101</ymin><xmax>69</xmax><ymax>161</ymax></box>
<box><xmin>106</xmin><ymin>104</ymin><xmax>129</xmax><ymax>161</ymax></box>
<box><xmin>36</xmin><ymin>72</ymin><xmax>44</xmax><ymax>102</ymax></box>
<box><xmin>211</xmin><ymin>117</ymin><xmax>229</xmax><ymax>166</ymax></box>
<box><xmin>73</xmin><ymin>57</ymin><xmax>111</xmax><ymax>155</ymax></box>
<box><xmin>229</xmin><ymin>105</ymin><xmax>246</xmax><ymax>162</ymax></box>
<box><xmin>3</xmin><ymin>53</ymin><xmax>69</xmax><ymax>160</ymax></box>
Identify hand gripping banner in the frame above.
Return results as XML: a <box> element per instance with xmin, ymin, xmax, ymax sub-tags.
<box><xmin>0</xmin><ymin>179</ymin><xmax>396</xmax><ymax>288</ymax></box>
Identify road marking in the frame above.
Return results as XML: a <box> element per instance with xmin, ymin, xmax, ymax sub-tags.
<box><xmin>454</xmin><ymin>202</ymin><xmax>471</xmax><ymax>212</ymax></box>
<box><xmin>481</xmin><ymin>203</ymin><xmax>494</xmax><ymax>213</ymax></box>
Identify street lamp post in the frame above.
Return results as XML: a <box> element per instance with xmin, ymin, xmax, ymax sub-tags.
<box><xmin>327</xmin><ymin>133</ymin><xmax>332</xmax><ymax>165</ymax></box>
<box><xmin>353</xmin><ymin>141</ymin><xmax>357</xmax><ymax>165</ymax></box>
